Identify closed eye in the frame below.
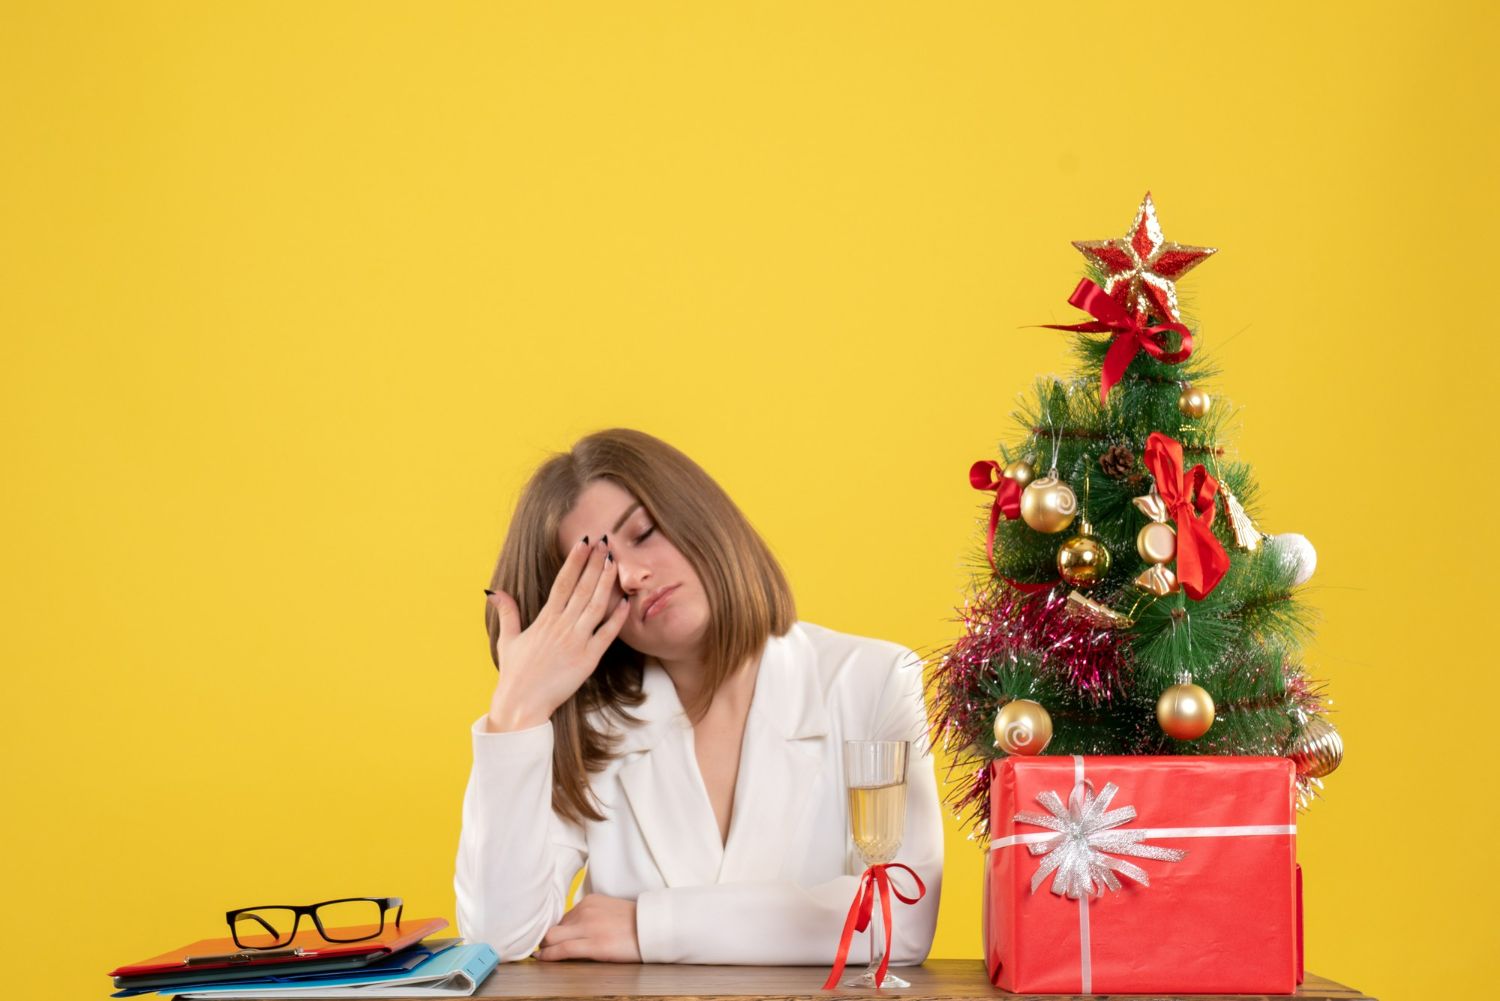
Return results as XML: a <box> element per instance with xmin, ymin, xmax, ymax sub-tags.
<box><xmin>634</xmin><ymin>526</ymin><xmax>656</xmax><ymax>544</ymax></box>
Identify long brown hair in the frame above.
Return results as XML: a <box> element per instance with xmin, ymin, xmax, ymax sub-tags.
<box><xmin>484</xmin><ymin>428</ymin><xmax>797</xmax><ymax>825</ymax></box>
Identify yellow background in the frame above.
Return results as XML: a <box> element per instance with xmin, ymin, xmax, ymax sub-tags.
<box><xmin>3</xmin><ymin>4</ymin><xmax>1495</xmax><ymax>999</ymax></box>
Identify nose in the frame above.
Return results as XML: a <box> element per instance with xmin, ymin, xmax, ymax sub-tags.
<box><xmin>613</xmin><ymin>553</ymin><xmax>651</xmax><ymax>595</ymax></box>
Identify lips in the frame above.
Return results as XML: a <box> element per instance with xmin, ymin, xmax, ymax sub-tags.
<box><xmin>641</xmin><ymin>584</ymin><xmax>680</xmax><ymax>622</ymax></box>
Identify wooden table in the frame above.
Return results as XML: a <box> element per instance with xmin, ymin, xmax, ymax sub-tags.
<box><xmin>441</xmin><ymin>959</ymin><xmax>1374</xmax><ymax>1000</ymax></box>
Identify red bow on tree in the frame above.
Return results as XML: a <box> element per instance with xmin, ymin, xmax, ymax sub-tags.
<box><xmin>821</xmin><ymin>863</ymin><xmax>927</xmax><ymax>990</ymax></box>
<box><xmin>968</xmin><ymin>461</ymin><xmax>1059</xmax><ymax>595</ymax></box>
<box><xmin>969</xmin><ymin>460</ymin><xmax>1021</xmax><ymax>570</ymax></box>
<box><xmin>1042</xmin><ymin>279</ymin><xmax>1195</xmax><ymax>404</ymax></box>
<box><xmin>1143</xmin><ymin>431</ymin><xmax>1229</xmax><ymax>600</ymax></box>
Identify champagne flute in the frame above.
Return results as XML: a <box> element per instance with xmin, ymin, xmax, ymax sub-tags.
<box><xmin>843</xmin><ymin>739</ymin><xmax>910</xmax><ymax>989</ymax></box>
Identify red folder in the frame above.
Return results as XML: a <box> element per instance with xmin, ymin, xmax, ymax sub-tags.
<box><xmin>109</xmin><ymin>917</ymin><xmax>448</xmax><ymax>977</ymax></box>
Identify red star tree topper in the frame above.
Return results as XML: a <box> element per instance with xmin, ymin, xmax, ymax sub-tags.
<box><xmin>1071</xmin><ymin>192</ymin><xmax>1216</xmax><ymax>323</ymax></box>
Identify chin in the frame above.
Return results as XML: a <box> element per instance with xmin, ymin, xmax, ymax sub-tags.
<box><xmin>626</xmin><ymin>613</ymin><xmax>709</xmax><ymax>663</ymax></box>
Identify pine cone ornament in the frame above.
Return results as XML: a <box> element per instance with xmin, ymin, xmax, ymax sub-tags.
<box><xmin>1099</xmin><ymin>443</ymin><xmax>1136</xmax><ymax>480</ymax></box>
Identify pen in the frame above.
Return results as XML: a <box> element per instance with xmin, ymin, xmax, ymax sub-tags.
<box><xmin>184</xmin><ymin>947</ymin><xmax>310</xmax><ymax>966</ymax></box>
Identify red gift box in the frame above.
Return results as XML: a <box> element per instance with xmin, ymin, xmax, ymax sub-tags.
<box><xmin>982</xmin><ymin>755</ymin><xmax>1299</xmax><ymax>995</ymax></box>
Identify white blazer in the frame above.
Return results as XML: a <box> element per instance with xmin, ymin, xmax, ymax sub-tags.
<box><xmin>453</xmin><ymin>620</ymin><xmax>944</xmax><ymax>965</ymax></box>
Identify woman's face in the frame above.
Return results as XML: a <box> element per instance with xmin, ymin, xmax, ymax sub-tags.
<box><xmin>556</xmin><ymin>478</ymin><xmax>711</xmax><ymax>663</ymax></box>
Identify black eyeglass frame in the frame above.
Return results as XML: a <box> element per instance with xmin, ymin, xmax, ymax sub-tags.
<box><xmin>224</xmin><ymin>896</ymin><xmax>404</xmax><ymax>950</ymax></box>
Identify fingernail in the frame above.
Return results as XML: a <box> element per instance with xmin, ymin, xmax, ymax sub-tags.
<box><xmin>606</xmin><ymin>553</ymin><xmax>613</xmax><ymax>563</ymax></box>
<box><xmin>582</xmin><ymin>535</ymin><xmax>589</xmax><ymax>545</ymax></box>
<box><xmin>601</xmin><ymin>534</ymin><xmax>609</xmax><ymax>544</ymax></box>
<box><xmin>483</xmin><ymin>588</ymin><xmax>495</xmax><ymax>596</ymax></box>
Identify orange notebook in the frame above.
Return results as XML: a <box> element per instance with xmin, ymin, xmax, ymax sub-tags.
<box><xmin>109</xmin><ymin>917</ymin><xmax>448</xmax><ymax>978</ymax></box>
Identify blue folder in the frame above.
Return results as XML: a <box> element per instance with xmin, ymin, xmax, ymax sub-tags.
<box><xmin>117</xmin><ymin>942</ymin><xmax>499</xmax><ymax>999</ymax></box>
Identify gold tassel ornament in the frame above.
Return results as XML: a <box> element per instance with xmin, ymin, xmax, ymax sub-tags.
<box><xmin>1220</xmin><ymin>484</ymin><xmax>1261</xmax><ymax>552</ymax></box>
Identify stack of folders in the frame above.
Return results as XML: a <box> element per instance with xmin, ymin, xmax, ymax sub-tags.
<box><xmin>108</xmin><ymin>918</ymin><xmax>500</xmax><ymax>998</ymax></box>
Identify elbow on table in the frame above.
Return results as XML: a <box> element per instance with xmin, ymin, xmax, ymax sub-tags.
<box><xmin>455</xmin><ymin>905</ymin><xmax>554</xmax><ymax>963</ymax></box>
<box><xmin>890</xmin><ymin>917</ymin><xmax>937</xmax><ymax>966</ymax></box>
<box><xmin>890</xmin><ymin>933</ymin><xmax>935</xmax><ymax>967</ymax></box>
<box><xmin>890</xmin><ymin>872</ymin><xmax>941</xmax><ymax>966</ymax></box>
<box><xmin>454</xmin><ymin>879</ymin><xmax>562</xmax><ymax>963</ymax></box>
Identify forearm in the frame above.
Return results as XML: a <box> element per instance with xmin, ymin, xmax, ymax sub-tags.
<box><xmin>453</xmin><ymin>716</ymin><xmax>582</xmax><ymax>960</ymax></box>
<box><xmin>634</xmin><ymin>855</ymin><xmax>941</xmax><ymax>966</ymax></box>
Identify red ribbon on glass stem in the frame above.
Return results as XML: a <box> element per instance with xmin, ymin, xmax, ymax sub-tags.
<box><xmin>821</xmin><ymin>862</ymin><xmax>926</xmax><ymax>990</ymax></box>
<box><xmin>1143</xmin><ymin>431</ymin><xmax>1229</xmax><ymax>600</ymax></box>
<box><xmin>1041</xmin><ymin>279</ymin><xmax>1195</xmax><ymax>404</ymax></box>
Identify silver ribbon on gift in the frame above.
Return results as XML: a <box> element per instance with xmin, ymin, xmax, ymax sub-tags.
<box><xmin>1012</xmin><ymin>780</ymin><xmax>1188</xmax><ymax>899</ymax></box>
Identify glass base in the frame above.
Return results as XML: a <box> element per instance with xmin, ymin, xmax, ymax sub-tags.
<box><xmin>843</xmin><ymin>969</ymin><xmax>910</xmax><ymax>989</ymax></box>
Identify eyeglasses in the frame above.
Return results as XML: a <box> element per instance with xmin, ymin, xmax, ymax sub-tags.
<box><xmin>225</xmin><ymin>897</ymin><xmax>404</xmax><ymax>949</ymax></box>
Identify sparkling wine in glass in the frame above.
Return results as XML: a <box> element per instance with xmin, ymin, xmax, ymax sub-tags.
<box><xmin>843</xmin><ymin>739</ymin><xmax>910</xmax><ymax>989</ymax></box>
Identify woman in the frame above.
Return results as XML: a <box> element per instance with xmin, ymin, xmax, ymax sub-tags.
<box><xmin>454</xmin><ymin>428</ymin><xmax>943</xmax><ymax>966</ymax></box>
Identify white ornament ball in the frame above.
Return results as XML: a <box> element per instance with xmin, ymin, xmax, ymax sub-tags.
<box><xmin>1267</xmin><ymin>533</ymin><xmax>1317</xmax><ymax>586</ymax></box>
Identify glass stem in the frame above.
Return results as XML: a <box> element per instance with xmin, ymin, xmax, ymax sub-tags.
<box><xmin>866</xmin><ymin>891</ymin><xmax>883</xmax><ymax>978</ymax></box>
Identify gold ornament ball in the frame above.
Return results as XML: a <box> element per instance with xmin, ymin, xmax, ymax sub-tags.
<box><xmin>1136</xmin><ymin>522</ymin><xmax>1177</xmax><ymax>564</ymax></box>
<box><xmin>1002</xmin><ymin>459</ymin><xmax>1036</xmax><ymax>488</ymax></box>
<box><xmin>993</xmin><ymin>699</ymin><xmax>1054</xmax><ymax>756</ymax></box>
<box><xmin>1057</xmin><ymin>533</ymin><xmax>1111</xmax><ymax>587</ymax></box>
<box><xmin>1178</xmin><ymin>386</ymin><xmax>1212</xmax><ymax>419</ymax></box>
<box><xmin>1020</xmin><ymin>476</ymin><xmax>1078</xmax><ymax>534</ymax></box>
<box><xmin>1156</xmin><ymin>681</ymin><xmax>1216</xmax><ymax>740</ymax></box>
<box><xmin>1288</xmin><ymin>717</ymin><xmax>1343</xmax><ymax>778</ymax></box>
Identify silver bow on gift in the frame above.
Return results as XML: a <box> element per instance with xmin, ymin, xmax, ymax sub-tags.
<box><xmin>1014</xmin><ymin>781</ymin><xmax>1188</xmax><ymax>899</ymax></box>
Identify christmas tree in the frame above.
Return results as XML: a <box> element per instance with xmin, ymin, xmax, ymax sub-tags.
<box><xmin>935</xmin><ymin>193</ymin><xmax>1342</xmax><ymax>836</ymax></box>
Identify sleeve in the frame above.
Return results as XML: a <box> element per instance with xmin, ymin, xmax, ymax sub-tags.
<box><xmin>452</xmin><ymin>714</ymin><xmax>588</xmax><ymax>961</ymax></box>
<box><xmin>632</xmin><ymin>645</ymin><xmax>943</xmax><ymax>966</ymax></box>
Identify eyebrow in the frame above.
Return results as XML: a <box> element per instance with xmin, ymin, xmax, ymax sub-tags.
<box><xmin>611</xmin><ymin>502</ymin><xmax>642</xmax><ymax>534</ymax></box>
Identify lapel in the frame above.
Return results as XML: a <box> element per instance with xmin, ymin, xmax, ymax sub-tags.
<box><xmin>718</xmin><ymin>623</ymin><xmax>832</xmax><ymax>883</ymax></box>
<box><xmin>614</xmin><ymin>623</ymin><xmax>833</xmax><ymax>887</ymax></box>
<box><xmin>614</xmin><ymin>662</ymin><xmax>722</xmax><ymax>888</ymax></box>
